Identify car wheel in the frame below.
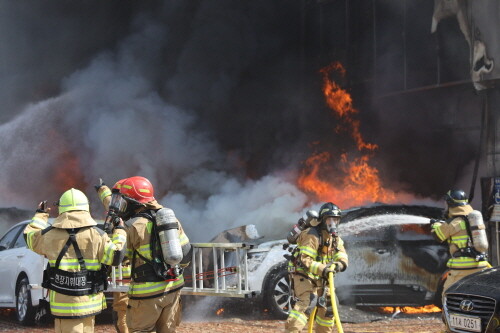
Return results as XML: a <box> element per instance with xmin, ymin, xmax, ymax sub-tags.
<box><xmin>263</xmin><ymin>262</ymin><xmax>294</xmax><ymax>319</ymax></box>
<box><xmin>16</xmin><ymin>276</ymin><xmax>36</xmax><ymax>326</ymax></box>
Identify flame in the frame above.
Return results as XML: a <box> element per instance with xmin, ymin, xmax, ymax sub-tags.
<box><xmin>48</xmin><ymin>129</ymin><xmax>86</xmax><ymax>193</ymax></box>
<box><xmin>378</xmin><ymin>305</ymin><xmax>441</xmax><ymax>314</ymax></box>
<box><xmin>320</xmin><ymin>62</ymin><xmax>377</xmax><ymax>151</ymax></box>
<box><xmin>298</xmin><ymin>62</ymin><xmax>400</xmax><ymax>207</ymax></box>
<box><xmin>54</xmin><ymin>149</ymin><xmax>86</xmax><ymax>192</ymax></box>
<box><xmin>216</xmin><ymin>308</ymin><xmax>224</xmax><ymax>316</ymax></box>
<box><xmin>399</xmin><ymin>224</ymin><xmax>430</xmax><ymax>234</ymax></box>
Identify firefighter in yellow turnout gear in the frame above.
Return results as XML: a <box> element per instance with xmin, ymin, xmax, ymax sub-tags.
<box><xmin>431</xmin><ymin>189</ymin><xmax>490</xmax><ymax>293</ymax></box>
<box><xmin>95</xmin><ymin>178</ymin><xmax>131</xmax><ymax>333</ymax></box>
<box><xmin>24</xmin><ymin>188</ymin><xmax>127</xmax><ymax>333</ymax></box>
<box><xmin>285</xmin><ymin>202</ymin><xmax>348</xmax><ymax>333</ymax></box>
<box><xmin>112</xmin><ymin>176</ymin><xmax>191</xmax><ymax>333</ymax></box>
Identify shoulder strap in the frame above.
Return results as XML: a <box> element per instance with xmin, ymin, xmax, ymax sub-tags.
<box><xmin>141</xmin><ymin>210</ymin><xmax>164</xmax><ymax>263</ymax></box>
<box><xmin>133</xmin><ymin>210</ymin><xmax>156</xmax><ymax>221</ymax></box>
<box><xmin>54</xmin><ymin>228</ymin><xmax>87</xmax><ymax>271</ymax></box>
<box><xmin>92</xmin><ymin>225</ymin><xmax>105</xmax><ymax>236</ymax></box>
<box><xmin>461</xmin><ymin>215</ymin><xmax>474</xmax><ymax>246</ymax></box>
<box><xmin>448</xmin><ymin>215</ymin><xmax>473</xmax><ymax>249</ymax></box>
<box><xmin>41</xmin><ymin>225</ymin><xmax>54</xmax><ymax>235</ymax></box>
<box><xmin>310</xmin><ymin>226</ymin><xmax>323</xmax><ymax>261</ymax></box>
<box><xmin>130</xmin><ymin>209</ymin><xmax>163</xmax><ymax>269</ymax></box>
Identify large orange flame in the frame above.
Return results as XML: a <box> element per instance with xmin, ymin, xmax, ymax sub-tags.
<box><xmin>298</xmin><ymin>62</ymin><xmax>398</xmax><ymax>208</ymax></box>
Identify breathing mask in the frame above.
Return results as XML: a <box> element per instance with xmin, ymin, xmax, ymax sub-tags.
<box><xmin>324</xmin><ymin>216</ymin><xmax>340</xmax><ymax>236</ymax></box>
<box><xmin>109</xmin><ymin>189</ymin><xmax>128</xmax><ymax>216</ymax></box>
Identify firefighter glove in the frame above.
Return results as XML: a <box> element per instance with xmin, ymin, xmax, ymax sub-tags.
<box><xmin>429</xmin><ymin>218</ymin><xmax>441</xmax><ymax>226</ymax></box>
<box><xmin>36</xmin><ymin>200</ymin><xmax>50</xmax><ymax>214</ymax></box>
<box><xmin>94</xmin><ymin>178</ymin><xmax>105</xmax><ymax>192</ymax></box>
<box><xmin>322</xmin><ymin>262</ymin><xmax>338</xmax><ymax>278</ymax></box>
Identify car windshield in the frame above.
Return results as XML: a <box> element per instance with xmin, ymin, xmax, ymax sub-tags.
<box><xmin>0</xmin><ymin>224</ymin><xmax>24</xmax><ymax>250</ymax></box>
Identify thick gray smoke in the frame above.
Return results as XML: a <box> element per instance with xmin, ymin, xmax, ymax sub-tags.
<box><xmin>0</xmin><ymin>2</ymin><xmax>312</xmax><ymax>241</ymax></box>
<box><xmin>0</xmin><ymin>1</ymin><xmax>481</xmax><ymax>240</ymax></box>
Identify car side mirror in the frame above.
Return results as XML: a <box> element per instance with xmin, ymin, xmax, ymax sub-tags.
<box><xmin>0</xmin><ymin>245</ymin><xmax>6</xmax><ymax>251</ymax></box>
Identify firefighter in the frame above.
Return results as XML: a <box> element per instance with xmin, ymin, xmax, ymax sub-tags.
<box><xmin>24</xmin><ymin>188</ymin><xmax>127</xmax><ymax>333</ymax></box>
<box><xmin>430</xmin><ymin>189</ymin><xmax>490</xmax><ymax>293</ymax></box>
<box><xmin>285</xmin><ymin>202</ymin><xmax>348</xmax><ymax>333</ymax></box>
<box><xmin>113</xmin><ymin>176</ymin><xmax>191</xmax><ymax>333</ymax></box>
<box><xmin>95</xmin><ymin>178</ymin><xmax>130</xmax><ymax>333</ymax></box>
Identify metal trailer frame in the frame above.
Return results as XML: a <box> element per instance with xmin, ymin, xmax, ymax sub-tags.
<box><xmin>106</xmin><ymin>242</ymin><xmax>259</xmax><ymax>298</ymax></box>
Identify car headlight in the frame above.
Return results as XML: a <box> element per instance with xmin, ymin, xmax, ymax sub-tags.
<box><xmin>247</xmin><ymin>251</ymin><xmax>269</xmax><ymax>272</ymax></box>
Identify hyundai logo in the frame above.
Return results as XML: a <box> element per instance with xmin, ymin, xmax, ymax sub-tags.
<box><xmin>460</xmin><ymin>300</ymin><xmax>474</xmax><ymax>312</ymax></box>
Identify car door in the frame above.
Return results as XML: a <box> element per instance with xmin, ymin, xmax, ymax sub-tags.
<box><xmin>338</xmin><ymin>218</ymin><xmax>398</xmax><ymax>285</ymax></box>
<box><xmin>0</xmin><ymin>224</ymin><xmax>25</xmax><ymax>303</ymax></box>
<box><xmin>335</xmin><ymin>215</ymin><xmax>400</xmax><ymax>304</ymax></box>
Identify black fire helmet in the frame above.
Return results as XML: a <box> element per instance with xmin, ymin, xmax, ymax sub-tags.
<box><xmin>319</xmin><ymin>202</ymin><xmax>342</xmax><ymax>221</ymax></box>
<box><xmin>444</xmin><ymin>189</ymin><xmax>468</xmax><ymax>207</ymax></box>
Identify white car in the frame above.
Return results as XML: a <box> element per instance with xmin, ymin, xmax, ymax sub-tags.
<box><xmin>0</xmin><ymin>220</ymin><xmax>47</xmax><ymax>325</ymax></box>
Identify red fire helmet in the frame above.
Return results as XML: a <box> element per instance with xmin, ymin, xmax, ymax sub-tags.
<box><xmin>120</xmin><ymin>176</ymin><xmax>155</xmax><ymax>203</ymax></box>
<box><xmin>112</xmin><ymin>178</ymin><xmax>126</xmax><ymax>191</ymax></box>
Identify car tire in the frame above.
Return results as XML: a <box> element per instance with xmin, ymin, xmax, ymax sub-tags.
<box><xmin>16</xmin><ymin>276</ymin><xmax>36</xmax><ymax>326</ymax></box>
<box><xmin>262</xmin><ymin>261</ymin><xmax>294</xmax><ymax>319</ymax></box>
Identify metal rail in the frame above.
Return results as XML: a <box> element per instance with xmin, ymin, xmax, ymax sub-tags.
<box><xmin>106</xmin><ymin>242</ymin><xmax>258</xmax><ymax>298</ymax></box>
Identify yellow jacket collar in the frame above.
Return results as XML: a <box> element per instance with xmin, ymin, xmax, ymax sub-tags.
<box><xmin>52</xmin><ymin>210</ymin><xmax>97</xmax><ymax>229</ymax></box>
<box><xmin>143</xmin><ymin>200</ymin><xmax>163</xmax><ymax>211</ymax></box>
<box><xmin>448</xmin><ymin>204</ymin><xmax>473</xmax><ymax>218</ymax></box>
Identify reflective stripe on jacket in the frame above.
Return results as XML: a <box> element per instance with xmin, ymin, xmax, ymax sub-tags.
<box><xmin>24</xmin><ymin>211</ymin><xmax>126</xmax><ymax>318</ymax></box>
<box><xmin>431</xmin><ymin>204</ymin><xmax>489</xmax><ymax>270</ymax></box>
<box><xmin>289</xmin><ymin>227</ymin><xmax>348</xmax><ymax>280</ymax></box>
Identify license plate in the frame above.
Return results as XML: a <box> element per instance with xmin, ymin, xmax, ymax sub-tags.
<box><xmin>449</xmin><ymin>313</ymin><xmax>481</xmax><ymax>332</ymax></box>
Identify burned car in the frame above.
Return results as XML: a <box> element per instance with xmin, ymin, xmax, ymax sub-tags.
<box><xmin>245</xmin><ymin>205</ymin><xmax>450</xmax><ymax>318</ymax></box>
<box><xmin>443</xmin><ymin>267</ymin><xmax>499</xmax><ymax>333</ymax></box>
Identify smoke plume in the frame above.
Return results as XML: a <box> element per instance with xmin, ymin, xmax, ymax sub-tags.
<box><xmin>0</xmin><ymin>1</ymin><xmax>480</xmax><ymax>240</ymax></box>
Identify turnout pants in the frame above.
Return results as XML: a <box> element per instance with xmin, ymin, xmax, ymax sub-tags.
<box><xmin>54</xmin><ymin>316</ymin><xmax>95</xmax><ymax>333</ymax></box>
<box><xmin>285</xmin><ymin>274</ymin><xmax>336</xmax><ymax>333</ymax></box>
<box><xmin>443</xmin><ymin>267</ymin><xmax>485</xmax><ymax>293</ymax></box>
<box><xmin>113</xmin><ymin>292</ymin><xmax>129</xmax><ymax>333</ymax></box>
<box><xmin>126</xmin><ymin>290</ymin><xmax>181</xmax><ymax>333</ymax></box>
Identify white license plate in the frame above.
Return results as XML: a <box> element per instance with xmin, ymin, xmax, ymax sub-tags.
<box><xmin>449</xmin><ymin>313</ymin><xmax>481</xmax><ymax>332</ymax></box>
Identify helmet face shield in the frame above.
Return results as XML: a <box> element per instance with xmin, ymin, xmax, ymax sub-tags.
<box><xmin>324</xmin><ymin>216</ymin><xmax>341</xmax><ymax>235</ymax></box>
<box><xmin>109</xmin><ymin>192</ymin><xmax>128</xmax><ymax>215</ymax></box>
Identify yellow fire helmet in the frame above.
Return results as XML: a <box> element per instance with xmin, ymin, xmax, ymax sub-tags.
<box><xmin>58</xmin><ymin>188</ymin><xmax>90</xmax><ymax>214</ymax></box>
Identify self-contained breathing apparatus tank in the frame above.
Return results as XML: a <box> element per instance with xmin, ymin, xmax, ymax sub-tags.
<box><xmin>156</xmin><ymin>208</ymin><xmax>183</xmax><ymax>266</ymax></box>
<box><xmin>287</xmin><ymin>210</ymin><xmax>319</xmax><ymax>244</ymax></box>
<box><xmin>467</xmin><ymin>210</ymin><xmax>489</xmax><ymax>253</ymax></box>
